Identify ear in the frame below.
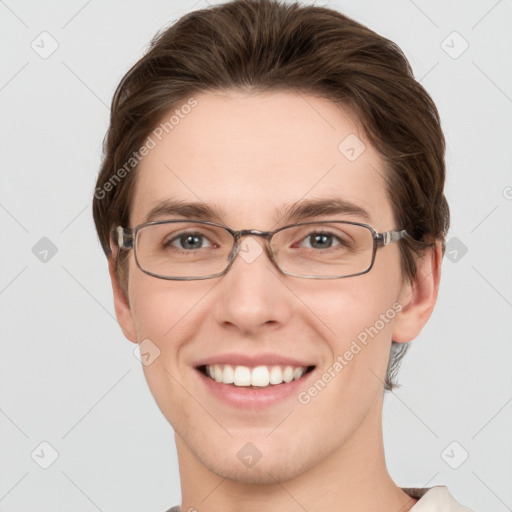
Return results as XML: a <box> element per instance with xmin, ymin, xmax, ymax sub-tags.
<box><xmin>392</xmin><ymin>241</ymin><xmax>443</xmax><ymax>343</ymax></box>
<box><xmin>108</xmin><ymin>239</ymin><xmax>138</xmax><ymax>344</ymax></box>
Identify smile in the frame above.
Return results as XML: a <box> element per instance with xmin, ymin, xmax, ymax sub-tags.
<box><xmin>200</xmin><ymin>364</ymin><xmax>315</xmax><ymax>388</ymax></box>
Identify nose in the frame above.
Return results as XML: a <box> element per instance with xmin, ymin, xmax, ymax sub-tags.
<box><xmin>212</xmin><ymin>235</ymin><xmax>292</xmax><ymax>335</ymax></box>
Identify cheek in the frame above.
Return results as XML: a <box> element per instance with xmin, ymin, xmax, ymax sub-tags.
<box><xmin>127</xmin><ymin>256</ymin><xmax>204</xmax><ymax>341</ymax></box>
<box><xmin>130</xmin><ymin>283</ymin><xmax>198</xmax><ymax>342</ymax></box>
<box><xmin>128</xmin><ymin>274</ymin><xmax>165</xmax><ymax>341</ymax></box>
<box><xmin>300</xmin><ymin>270</ymin><xmax>401</xmax><ymax>344</ymax></box>
<box><xmin>127</xmin><ymin>271</ymin><xmax>205</xmax><ymax>423</ymax></box>
<box><xmin>295</xmin><ymin>257</ymin><xmax>403</xmax><ymax>391</ymax></box>
<box><xmin>290</xmin><ymin>273</ymin><xmax>402</xmax><ymax>439</ymax></box>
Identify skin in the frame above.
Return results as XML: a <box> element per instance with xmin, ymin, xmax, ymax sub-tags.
<box><xmin>109</xmin><ymin>90</ymin><xmax>442</xmax><ymax>512</ymax></box>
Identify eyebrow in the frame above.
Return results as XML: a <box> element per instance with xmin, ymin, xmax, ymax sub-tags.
<box><xmin>145</xmin><ymin>200</ymin><xmax>228</xmax><ymax>223</ymax></box>
<box><xmin>278</xmin><ymin>197</ymin><xmax>371</xmax><ymax>224</ymax></box>
<box><xmin>144</xmin><ymin>197</ymin><xmax>371</xmax><ymax>225</ymax></box>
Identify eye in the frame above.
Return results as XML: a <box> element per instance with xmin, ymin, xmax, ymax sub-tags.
<box><xmin>166</xmin><ymin>232</ymin><xmax>214</xmax><ymax>251</ymax></box>
<box><xmin>299</xmin><ymin>231</ymin><xmax>342</xmax><ymax>250</ymax></box>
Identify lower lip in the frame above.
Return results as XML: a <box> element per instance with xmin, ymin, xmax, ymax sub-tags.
<box><xmin>196</xmin><ymin>368</ymin><xmax>315</xmax><ymax>409</ymax></box>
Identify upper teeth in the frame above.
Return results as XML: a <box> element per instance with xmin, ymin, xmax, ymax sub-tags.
<box><xmin>205</xmin><ymin>364</ymin><xmax>308</xmax><ymax>387</ymax></box>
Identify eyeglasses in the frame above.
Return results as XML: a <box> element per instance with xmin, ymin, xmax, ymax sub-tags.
<box><xmin>116</xmin><ymin>220</ymin><xmax>408</xmax><ymax>280</ymax></box>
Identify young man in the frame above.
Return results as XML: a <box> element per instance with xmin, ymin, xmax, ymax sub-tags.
<box><xmin>93</xmin><ymin>1</ymin><xmax>473</xmax><ymax>510</ymax></box>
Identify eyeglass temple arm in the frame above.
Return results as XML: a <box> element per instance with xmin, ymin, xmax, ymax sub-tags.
<box><xmin>375</xmin><ymin>229</ymin><xmax>408</xmax><ymax>246</ymax></box>
<box><xmin>116</xmin><ymin>226</ymin><xmax>134</xmax><ymax>249</ymax></box>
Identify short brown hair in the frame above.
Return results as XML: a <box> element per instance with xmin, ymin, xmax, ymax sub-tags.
<box><xmin>92</xmin><ymin>0</ymin><xmax>449</xmax><ymax>391</ymax></box>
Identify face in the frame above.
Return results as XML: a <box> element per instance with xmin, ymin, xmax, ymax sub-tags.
<box><xmin>113</xmin><ymin>90</ymin><xmax>419</xmax><ymax>483</ymax></box>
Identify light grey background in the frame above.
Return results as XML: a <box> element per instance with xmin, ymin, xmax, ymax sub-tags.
<box><xmin>1</xmin><ymin>0</ymin><xmax>511</xmax><ymax>511</ymax></box>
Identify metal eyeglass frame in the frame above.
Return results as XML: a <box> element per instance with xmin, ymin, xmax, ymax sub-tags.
<box><xmin>116</xmin><ymin>220</ymin><xmax>409</xmax><ymax>281</ymax></box>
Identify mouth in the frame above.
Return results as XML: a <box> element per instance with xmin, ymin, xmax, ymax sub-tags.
<box><xmin>197</xmin><ymin>364</ymin><xmax>316</xmax><ymax>388</ymax></box>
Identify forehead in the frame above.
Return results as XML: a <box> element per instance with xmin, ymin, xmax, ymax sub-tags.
<box><xmin>131</xmin><ymin>90</ymin><xmax>395</xmax><ymax>229</ymax></box>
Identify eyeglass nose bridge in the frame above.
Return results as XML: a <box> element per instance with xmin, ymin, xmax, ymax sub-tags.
<box><xmin>233</xmin><ymin>228</ymin><xmax>272</xmax><ymax>240</ymax></box>
<box><xmin>227</xmin><ymin>228</ymin><xmax>279</xmax><ymax>270</ymax></box>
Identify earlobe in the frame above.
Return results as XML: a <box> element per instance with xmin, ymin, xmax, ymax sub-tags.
<box><xmin>392</xmin><ymin>241</ymin><xmax>443</xmax><ymax>343</ymax></box>
<box><xmin>108</xmin><ymin>241</ymin><xmax>138</xmax><ymax>344</ymax></box>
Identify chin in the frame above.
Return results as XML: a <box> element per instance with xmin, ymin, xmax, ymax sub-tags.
<box><xmin>188</xmin><ymin>436</ymin><xmax>318</xmax><ymax>486</ymax></box>
<box><xmin>203</xmin><ymin>451</ymin><xmax>309</xmax><ymax>485</ymax></box>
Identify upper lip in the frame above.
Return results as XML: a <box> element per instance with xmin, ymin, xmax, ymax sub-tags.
<box><xmin>193</xmin><ymin>353</ymin><xmax>316</xmax><ymax>368</ymax></box>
